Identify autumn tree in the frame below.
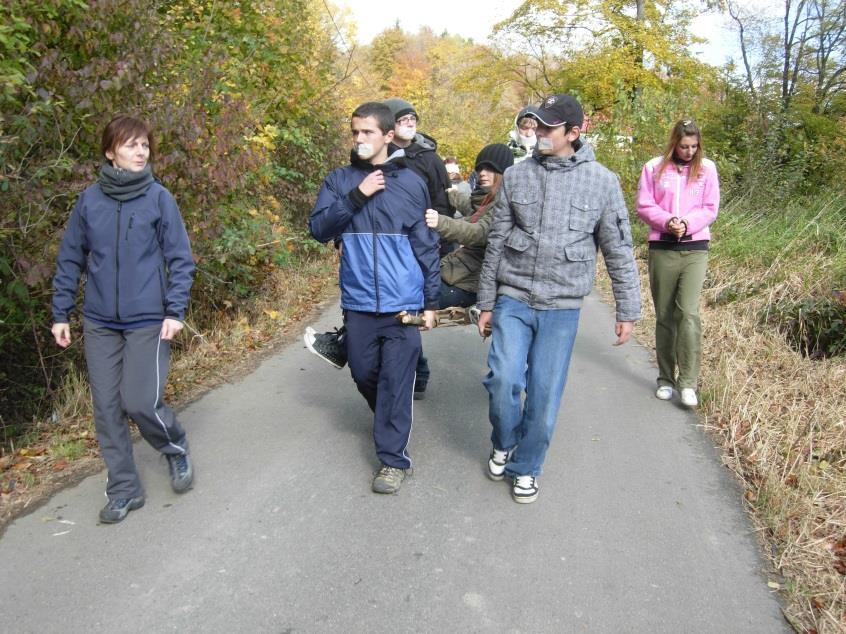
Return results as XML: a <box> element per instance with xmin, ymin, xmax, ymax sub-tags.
<box><xmin>491</xmin><ymin>0</ymin><xmax>710</xmax><ymax>111</ymax></box>
<box><xmin>348</xmin><ymin>27</ymin><xmax>527</xmax><ymax>171</ymax></box>
<box><xmin>0</xmin><ymin>0</ymin><xmax>349</xmax><ymax>437</ymax></box>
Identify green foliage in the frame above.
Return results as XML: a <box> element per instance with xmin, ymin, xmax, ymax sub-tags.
<box><xmin>711</xmin><ymin>192</ymin><xmax>846</xmax><ymax>279</ymax></box>
<box><xmin>765</xmin><ymin>294</ymin><xmax>846</xmax><ymax>359</ymax></box>
<box><xmin>0</xmin><ymin>0</ymin><xmax>349</xmax><ymax>439</ymax></box>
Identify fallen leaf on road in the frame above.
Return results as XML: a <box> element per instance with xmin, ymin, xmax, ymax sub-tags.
<box><xmin>767</xmin><ymin>581</ymin><xmax>781</xmax><ymax>589</ymax></box>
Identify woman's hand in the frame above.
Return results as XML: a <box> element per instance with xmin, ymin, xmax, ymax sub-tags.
<box><xmin>424</xmin><ymin>209</ymin><xmax>440</xmax><ymax>230</ymax></box>
<box><xmin>52</xmin><ymin>323</ymin><xmax>71</xmax><ymax>348</ymax></box>
<box><xmin>667</xmin><ymin>217</ymin><xmax>686</xmax><ymax>238</ymax></box>
<box><xmin>160</xmin><ymin>318</ymin><xmax>184</xmax><ymax>341</ymax></box>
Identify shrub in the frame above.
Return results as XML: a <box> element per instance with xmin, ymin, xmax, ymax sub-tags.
<box><xmin>765</xmin><ymin>293</ymin><xmax>846</xmax><ymax>359</ymax></box>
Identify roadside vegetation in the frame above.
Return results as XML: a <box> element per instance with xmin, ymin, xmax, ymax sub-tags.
<box><xmin>1</xmin><ymin>1</ymin><xmax>844</xmax><ymax>630</ymax></box>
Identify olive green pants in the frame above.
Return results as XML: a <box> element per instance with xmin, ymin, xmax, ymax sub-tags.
<box><xmin>648</xmin><ymin>249</ymin><xmax>708</xmax><ymax>390</ymax></box>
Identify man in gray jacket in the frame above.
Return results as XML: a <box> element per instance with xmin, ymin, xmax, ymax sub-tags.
<box><xmin>475</xmin><ymin>94</ymin><xmax>641</xmax><ymax>504</ymax></box>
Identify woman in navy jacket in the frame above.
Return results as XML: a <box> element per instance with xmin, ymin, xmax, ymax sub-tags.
<box><xmin>51</xmin><ymin>115</ymin><xmax>195</xmax><ymax>523</ymax></box>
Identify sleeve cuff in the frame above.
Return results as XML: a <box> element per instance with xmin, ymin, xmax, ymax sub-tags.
<box><xmin>347</xmin><ymin>187</ymin><xmax>369</xmax><ymax>209</ymax></box>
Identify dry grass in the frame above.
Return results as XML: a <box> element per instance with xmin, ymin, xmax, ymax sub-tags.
<box><xmin>600</xmin><ymin>231</ymin><xmax>845</xmax><ymax>632</ymax></box>
<box><xmin>700</xmin><ymin>268</ymin><xmax>846</xmax><ymax>634</ymax></box>
<box><xmin>0</xmin><ymin>255</ymin><xmax>339</xmax><ymax>533</ymax></box>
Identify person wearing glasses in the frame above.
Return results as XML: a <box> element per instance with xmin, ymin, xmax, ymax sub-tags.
<box><xmin>636</xmin><ymin>119</ymin><xmax>720</xmax><ymax>408</ymax></box>
<box><xmin>382</xmin><ymin>98</ymin><xmax>453</xmax><ymax>225</ymax></box>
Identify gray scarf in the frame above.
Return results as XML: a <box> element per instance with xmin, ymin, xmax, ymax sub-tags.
<box><xmin>98</xmin><ymin>162</ymin><xmax>155</xmax><ymax>201</ymax></box>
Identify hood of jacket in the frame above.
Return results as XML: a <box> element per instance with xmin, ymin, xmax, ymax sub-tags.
<box><xmin>349</xmin><ymin>147</ymin><xmax>407</xmax><ymax>171</ymax></box>
<box><xmin>398</xmin><ymin>131</ymin><xmax>438</xmax><ymax>158</ymax></box>
<box><xmin>532</xmin><ymin>139</ymin><xmax>593</xmax><ymax>171</ymax></box>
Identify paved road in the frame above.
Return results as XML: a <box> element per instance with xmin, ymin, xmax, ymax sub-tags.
<box><xmin>0</xmin><ymin>293</ymin><xmax>788</xmax><ymax>633</ymax></box>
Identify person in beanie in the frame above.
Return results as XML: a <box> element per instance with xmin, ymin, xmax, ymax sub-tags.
<box><xmin>51</xmin><ymin>115</ymin><xmax>195</xmax><ymax>523</ymax></box>
<box><xmin>382</xmin><ymin>97</ymin><xmax>453</xmax><ymax>223</ymax></box>
<box><xmin>308</xmin><ymin>102</ymin><xmax>439</xmax><ymax>494</ymax></box>
<box><xmin>415</xmin><ymin>144</ymin><xmax>514</xmax><ymax>385</ymax></box>
<box><xmin>475</xmin><ymin>95</ymin><xmax>641</xmax><ymax>504</ymax></box>
<box><xmin>446</xmin><ymin>144</ymin><xmax>513</xmax><ymax>218</ymax></box>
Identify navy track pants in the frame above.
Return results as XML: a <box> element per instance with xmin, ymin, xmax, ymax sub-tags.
<box><xmin>345</xmin><ymin>311</ymin><xmax>420</xmax><ymax>469</ymax></box>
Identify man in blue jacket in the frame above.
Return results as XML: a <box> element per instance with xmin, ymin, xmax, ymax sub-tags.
<box><xmin>309</xmin><ymin>102</ymin><xmax>440</xmax><ymax>494</ymax></box>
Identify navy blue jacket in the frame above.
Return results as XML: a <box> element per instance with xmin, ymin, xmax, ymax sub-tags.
<box><xmin>52</xmin><ymin>181</ymin><xmax>195</xmax><ymax>324</ymax></box>
<box><xmin>309</xmin><ymin>153</ymin><xmax>440</xmax><ymax>312</ymax></box>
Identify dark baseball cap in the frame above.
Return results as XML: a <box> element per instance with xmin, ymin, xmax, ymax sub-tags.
<box><xmin>525</xmin><ymin>94</ymin><xmax>584</xmax><ymax>128</ymax></box>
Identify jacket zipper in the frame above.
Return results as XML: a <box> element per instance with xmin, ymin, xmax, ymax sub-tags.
<box><xmin>115</xmin><ymin>201</ymin><xmax>122</xmax><ymax>320</ymax></box>
<box><xmin>371</xmin><ymin>199</ymin><xmax>380</xmax><ymax>312</ymax></box>
<box><xmin>125</xmin><ymin>213</ymin><xmax>134</xmax><ymax>240</ymax></box>
<box><xmin>674</xmin><ymin>169</ymin><xmax>681</xmax><ymax>218</ymax></box>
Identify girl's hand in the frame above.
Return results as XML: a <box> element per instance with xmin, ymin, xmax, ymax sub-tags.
<box><xmin>425</xmin><ymin>209</ymin><xmax>440</xmax><ymax>230</ymax></box>
<box><xmin>52</xmin><ymin>323</ymin><xmax>71</xmax><ymax>348</ymax></box>
<box><xmin>160</xmin><ymin>318</ymin><xmax>184</xmax><ymax>341</ymax></box>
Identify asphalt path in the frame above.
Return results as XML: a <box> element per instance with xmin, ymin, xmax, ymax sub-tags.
<box><xmin>0</xmin><ymin>292</ymin><xmax>788</xmax><ymax>633</ymax></box>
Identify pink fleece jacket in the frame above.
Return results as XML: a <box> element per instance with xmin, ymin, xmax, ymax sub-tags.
<box><xmin>636</xmin><ymin>156</ymin><xmax>720</xmax><ymax>242</ymax></box>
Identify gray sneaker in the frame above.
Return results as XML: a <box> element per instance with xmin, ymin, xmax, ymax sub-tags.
<box><xmin>167</xmin><ymin>452</ymin><xmax>194</xmax><ymax>493</ymax></box>
<box><xmin>99</xmin><ymin>496</ymin><xmax>145</xmax><ymax>523</ymax></box>
<box><xmin>372</xmin><ymin>464</ymin><xmax>406</xmax><ymax>494</ymax></box>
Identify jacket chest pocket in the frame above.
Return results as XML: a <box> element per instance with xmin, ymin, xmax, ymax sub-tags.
<box><xmin>510</xmin><ymin>191</ymin><xmax>539</xmax><ymax>233</ymax></box>
<box><xmin>569</xmin><ymin>201</ymin><xmax>600</xmax><ymax>234</ymax></box>
<box><xmin>125</xmin><ymin>209</ymin><xmax>160</xmax><ymax>248</ymax></box>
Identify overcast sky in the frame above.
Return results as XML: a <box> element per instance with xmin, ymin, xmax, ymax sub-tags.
<box><xmin>330</xmin><ymin>0</ymin><xmax>782</xmax><ymax>68</ymax></box>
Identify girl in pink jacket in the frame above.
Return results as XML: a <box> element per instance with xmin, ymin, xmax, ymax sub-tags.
<box><xmin>636</xmin><ymin>120</ymin><xmax>720</xmax><ymax>408</ymax></box>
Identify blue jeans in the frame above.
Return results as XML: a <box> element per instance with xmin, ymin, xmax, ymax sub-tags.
<box><xmin>484</xmin><ymin>295</ymin><xmax>581</xmax><ymax>477</ymax></box>
<box><xmin>416</xmin><ymin>281</ymin><xmax>478</xmax><ymax>384</ymax></box>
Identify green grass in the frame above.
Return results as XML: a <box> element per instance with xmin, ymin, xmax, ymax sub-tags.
<box><xmin>712</xmin><ymin>189</ymin><xmax>846</xmax><ymax>286</ymax></box>
<box><xmin>48</xmin><ymin>438</ymin><xmax>87</xmax><ymax>461</ymax></box>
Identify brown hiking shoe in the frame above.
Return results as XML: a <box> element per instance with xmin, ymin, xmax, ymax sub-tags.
<box><xmin>372</xmin><ymin>464</ymin><xmax>406</xmax><ymax>494</ymax></box>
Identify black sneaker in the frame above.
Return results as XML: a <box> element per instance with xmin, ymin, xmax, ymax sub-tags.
<box><xmin>304</xmin><ymin>326</ymin><xmax>347</xmax><ymax>369</ymax></box>
<box><xmin>167</xmin><ymin>452</ymin><xmax>194</xmax><ymax>493</ymax></box>
<box><xmin>99</xmin><ymin>496</ymin><xmax>145</xmax><ymax>523</ymax></box>
<box><xmin>487</xmin><ymin>446</ymin><xmax>513</xmax><ymax>481</ymax></box>
<box><xmin>413</xmin><ymin>378</ymin><xmax>427</xmax><ymax>400</ymax></box>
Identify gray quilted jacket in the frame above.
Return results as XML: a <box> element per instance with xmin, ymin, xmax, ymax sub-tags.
<box><xmin>476</xmin><ymin>143</ymin><xmax>641</xmax><ymax>322</ymax></box>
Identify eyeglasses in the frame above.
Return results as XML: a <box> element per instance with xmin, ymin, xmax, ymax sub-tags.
<box><xmin>397</xmin><ymin>115</ymin><xmax>417</xmax><ymax>125</ymax></box>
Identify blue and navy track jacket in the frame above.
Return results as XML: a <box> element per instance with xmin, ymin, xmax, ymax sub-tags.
<box><xmin>309</xmin><ymin>152</ymin><xmax>441</xmax><ymax>313</ymax></box>
<box><xmin>52</xmin><ymin>182</ymin><xmax>195</xmax><ymax>324</ymax></box>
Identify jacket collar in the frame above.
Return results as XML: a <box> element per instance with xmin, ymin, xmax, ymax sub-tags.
<box><xmin>532</xmin><ymin>139</ymin><xmax>594</xmax><ymax>171</ymax></box>
<box><xmin>349</xmin><ymin>148</ymin><xmax>407</xmax><ymax>171</ymax></box>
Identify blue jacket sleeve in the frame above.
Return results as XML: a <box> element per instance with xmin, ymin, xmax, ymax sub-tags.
<box><xmin>51</xmin><ymin>196</ymin><xmax>89</xmax><ymax>323</ymax></box>
<box><xmin>309</xmin><ymin>170</ymin><xmax>361</xmax><ymax>243</ymax></box>
<box><xmin>407</xmin><ymin>186</ymin><xmax>441</xmax><ymax>309</ymax></box>
<box><xmin>157</xmin><ymin>188</ymin><xmax>195</xmax><ymax>321</ymax></box>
